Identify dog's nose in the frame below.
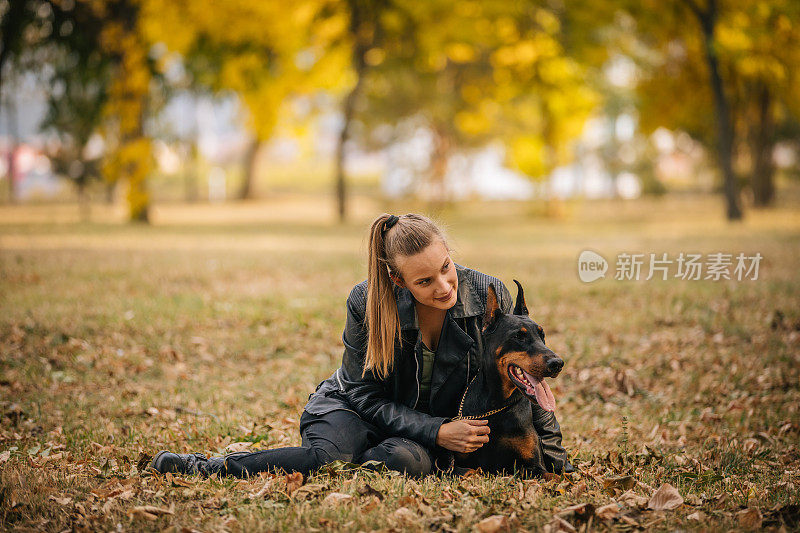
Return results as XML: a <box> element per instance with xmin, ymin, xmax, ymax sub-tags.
<box><xmin>547</xmin><ymin>358</ymin><xmax>564</xmax><ymax>375</ymax></box>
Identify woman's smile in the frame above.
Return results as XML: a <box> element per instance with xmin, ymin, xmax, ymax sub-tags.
<box><xmin>436</xmin><ymin>288</ymin><xmax>454</xmax><ymax>302</ymax></box>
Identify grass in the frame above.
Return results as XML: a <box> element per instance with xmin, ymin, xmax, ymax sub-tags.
<box><xmin>1</xmin><ymin>192</ymin><xmax>799</xmax><ymax>531</ymax></box>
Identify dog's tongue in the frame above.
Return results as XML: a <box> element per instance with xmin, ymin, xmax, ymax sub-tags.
<box><xmin>527</xmin><ymin>378</ymin><xmax>556</xmax><ymax>412</ymax></box>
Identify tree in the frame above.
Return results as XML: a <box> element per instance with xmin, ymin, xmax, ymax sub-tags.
<box><xmin>139</xmin><ymin>0</ymin><xmax>351</xmax><ymax>202</ymax></box>
<box><xmin>355</xmin><ymin>0</ymin><xmax>597</xmax><ymax>205</ymax></box>
<box><xmin>623</xmin><ymin>0</ymin><xmax>800</xmax><ymax>216</ymax></box>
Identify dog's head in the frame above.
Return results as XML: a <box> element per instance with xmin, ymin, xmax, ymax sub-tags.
<box><xmin>482</xmin><ymin>280</ymin><xmax>564</xmax><ymax>411</ymax></box>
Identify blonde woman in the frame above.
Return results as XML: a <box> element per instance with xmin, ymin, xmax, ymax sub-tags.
<box><xmin>152</xmin><ymin>213</ymin><xmax>573</xmax><ymax>477</ymax></box>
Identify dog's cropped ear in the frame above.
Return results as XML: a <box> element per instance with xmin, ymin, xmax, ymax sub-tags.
<box><xmin>483</xmin><ymin>283</ymin><xmax>502</xmax><ymax>333</ymax></box>
<box><xmin>512</xmin><ymin>279</ymin><xmax>529</xmax><ymax>316</ymax></box>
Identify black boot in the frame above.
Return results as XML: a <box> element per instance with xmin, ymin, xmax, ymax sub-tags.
<box><xmin>150</xmin><ymin>451</ymin><xmax>225</xmax><ymax>476</ymax></box>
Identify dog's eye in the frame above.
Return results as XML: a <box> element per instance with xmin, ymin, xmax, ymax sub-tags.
<box><xmin>515</xmin><ymin>330</ymin><xmax>527</xmax><ymax>340</ymax></box>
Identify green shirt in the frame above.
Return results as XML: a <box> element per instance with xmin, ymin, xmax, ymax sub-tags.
<box><xmin>416</xmin><ymin>342</ymin><xmax>436</xmax><ymax>414</ymax></box>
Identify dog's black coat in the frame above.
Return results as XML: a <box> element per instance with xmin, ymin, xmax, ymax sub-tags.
<box><xmin>441</xmin><ymin>280</ymin><xmax>564</xmax><ymax>478</ymax></box>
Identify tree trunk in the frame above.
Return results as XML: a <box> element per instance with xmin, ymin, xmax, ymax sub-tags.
<box><xmin>335</xmin><ymin>0</ymin><xmax>373</xmax><ymax>223</ymax></box>
<box><xmin>4</xmin><ymin>91</ymin><xmax>18</xmax><ymax>204</ymax></box>
<box><xmin>238</xmin><ymin>138</ymin><xmax>261</xmax><ymax>200</ymax></box>
<box><xmin>427</xmin><ymin>125</ymin><xmax>451</xmax><ymax>210</ymax></box>
<box><xmin>77</xmin><ymin>179</ymin><xmax>91</xmax><ymax>222</ymax></box>
<box><xmin>688</xmin><ymin>0</ymin><xmax>742</xmax><ymax>220</ymax></box>
<box><xmin>751</xmin><ymin>83</ymin><xmax>774</xmax><ymax>207</ymax></box>
<box><xmin>184</xmin><ymin>142</ymin><xmax>199</xmax><ymax>203</ymax></box>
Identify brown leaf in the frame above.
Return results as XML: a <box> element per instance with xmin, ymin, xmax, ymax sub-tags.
<box><xmin>284</xmin><ymin>472</ymin><xmax>304</xmax><ymax>495</ymax></box>
<box><xmin>736</xmin><ymin>507</ymin><xmax>762</xmax><ymax>529</ymax></box>
<box><xmin>292</xmin><ymin>483</ymin><xmax>328</xmax><ymax>501</ymax></box>
<box><xmin>225</xmin><ymin>441</ymin><xmax>254</xmax><ymax>453</ymax></box>
<box><xmin>0</xmin><ymin>450</ymin><xmax>10</xmax><ymax>464</ymax></box>
<box><xmin>357</xmin><ymin>482</ymin><xmax>384</xmax><ymax>500</ymax></box>
<box><xmin>570</xmin><ymin>482</ymin><xmax>587</xmax><ymax>497</ymax></box>
<box><xmin>547</xmin><ymin>514</ymin><xmax>577</xmax><ymax>532</ymax></box>
<box><xmin>393</xmin><ymin>506</ymin><xmax>417</xmax><ymax>524</ymax></box>
<box><xmin>595</xmin><ymin>502</ymin><xmax>619</xmax><ymax>520</ymax></box>
<box><xmin>557</xmin><ymin>503</ymin><xmax>595</xmax><ymax>524</ymax></box>
<box><xmin>252</xmin><ymin>476</ymin><xmax>277</xmax><ymax>499</ymax></box>
<box><xmin>49</xmin><ymin>495</ymin><xmax>72</xmax><ymax>505</ymax></box>
<box><xmin>361</xmin><ymin>495</ymin><xmax>381</xmax><ymax>511</ymax></box>
<box><xmin>647</xmin><ymin>483</ymin><xmax>684</xmax><ymax>510</ymax></box>
<box><xmin>131</xmin><ymin>505</ymin><xmax>173</xmax><ymax>516</ymax></box>
<box><xmin>603</xmin><ymin>475</ymin><xmax>636</xmax><ymax>493</ymax></box>
<box><xmin>322</xmin><ymin>492</ymin><xmax>353</xmax><ymax>506</ymax></box>
<box><xmin>617</xmin><ymin>489</ymin><xmax>648</xmax><ymax>508</ymax></box>
<box><xmin>476</xmin><ymin>514</ymin><xmax>509</xmax><ymax>532</ymax></box>
<box><xmin>687</xmin><ymin>511</ymin><xmax>706</xmax><ymax>521</ymax></box>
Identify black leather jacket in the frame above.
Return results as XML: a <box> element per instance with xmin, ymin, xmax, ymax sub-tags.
<box><xmin>304</xmin><ymin>263</ymin><xmax>570</xmax><ymax>473</ymax></box>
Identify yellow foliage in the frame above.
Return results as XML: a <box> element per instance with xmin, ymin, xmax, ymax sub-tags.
<box><xmin>446</xmin><ymin>43</ymin><xmax>478</xmax><ymax>63</ymax></box>
<box><xmin>510</xmin><ymin>135</ymin><xmax>546</xmax><ymax>178</ymax></box>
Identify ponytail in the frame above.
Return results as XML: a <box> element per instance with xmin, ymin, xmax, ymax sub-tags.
<box><xmin>363</xmin><ymin>213</ymin><xmax>449</xmax><ymax>379</ymax></box>
<box><xmin>365</xmin><ymin>214</ymin><xmax>402</xmax><ymax>379</ymax></box>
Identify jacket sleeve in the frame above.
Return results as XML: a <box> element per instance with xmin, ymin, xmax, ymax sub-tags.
<box><xmin>531</xmin><ymin>405</ymin><xmax>570</xmax><ymax>473</ymax></box>
<box><xmin>336</xmin><ymin>286</ymin><xmax>448</xmax><ymax>449</ymax></box>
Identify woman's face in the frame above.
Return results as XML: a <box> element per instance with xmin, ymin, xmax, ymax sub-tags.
<box><xmin>390</xmin><ymin>239</ymin><xmax>458</xmax><ymax>311</ymax></box>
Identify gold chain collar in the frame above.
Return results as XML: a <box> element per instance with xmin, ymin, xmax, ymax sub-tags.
<box><xmin>452</xmin><ymin>372</ymin><xmax>513</xmax><ymax>421</ymax></box>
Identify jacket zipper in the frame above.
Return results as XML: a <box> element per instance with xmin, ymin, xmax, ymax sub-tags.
<box><xmin>412</xmin><ymin>338</ymin><xmax>420</xmax><ymax>409</ymax></box>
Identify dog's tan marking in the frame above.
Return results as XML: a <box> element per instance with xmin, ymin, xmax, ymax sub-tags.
<box><xmin>495</xmin><ymin>346</ymin><xmax>502</xmax><ymax>356</ymax></box>
<box><xmin>520</xmin><ymin>327</ymin><xmax>527</xmax><ymax>332</ymax></box>
<box><xmin>499</xmin><ymin>434</ymin><xmax>538</xmax><ymax>460</ymax></box>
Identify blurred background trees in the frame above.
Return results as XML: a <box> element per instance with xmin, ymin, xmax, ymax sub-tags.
<box><xmin>0</xmin><ymin>0</ymin><xmax>797</xmax><ymax>221</ymax></box>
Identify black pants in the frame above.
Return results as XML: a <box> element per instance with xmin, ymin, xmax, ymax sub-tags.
<box><xmin>206</xmin><ymin>409</ymin><xmax>434</xmax><ymax>478</ymax></box>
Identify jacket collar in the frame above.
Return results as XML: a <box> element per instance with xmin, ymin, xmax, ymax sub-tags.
<box><xmin>396</xmin><ymin>263</ymin><xmax>482</xmax><ymax>330</ymax></box>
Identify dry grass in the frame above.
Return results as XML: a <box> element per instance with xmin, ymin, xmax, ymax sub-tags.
<box><xmin>1</xmin><ymin>193</ymin><xmax>799</xmax><ymax>532</ymax></box>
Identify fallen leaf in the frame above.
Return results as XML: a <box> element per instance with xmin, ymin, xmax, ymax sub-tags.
<box><xmin>252</xmin><ymin>477</ymin><xmax>277</xmax><ymax>499</ymax></box>
<box><xmin>557</xmin><ymin>503</ymin><xmax>595</xmax><ymax>523</ymax></box>
<box><xmin>361</xmin><ymin>495</ymin><xmax>381</xmax><ymax>511</ymax></box>
<box><xmin>293</xmin><ymin>483</ymin><xmax>328</xmax><ymax>501</ymax></box>
<box><xmin>130</xmin><ymin>505</ymin><xmax>173</xmax><ymax>516</ymax></box>
<box><xmin>284</xmin><ymin>472</ymin><xmax>304</xmax><ymax>495</ymax></box>
<box><xmin>648</xmin><ymin>483</ymin><xmax>684</xmax><ymax>510</ymax></box>
<box><xmin>736</xmin><ymin>507</ymin><xmax>762</xmax><ymax>529</ymax></box>
<box><xmin>49</xmin><ymin>495</ymin><xmax>72</xmax><ymax>505</ymax></box>
<box><xmin>687</xmin><ymin>511</ymin><xmax>706</xmax><ymax>521</ymax></box>
<box><xmin>475</xmin><ymin>514</ymin><xmax>509</xmax><ymax>532</ymax></box>
<box><xmin>393</xmin><ymin>506</ymin><xmax>416</xmax><ymax>524</ymax></box>
<box><xmin>225</xmin><ymin>441</ymin><xmax>254</xmax><ymax>453</ymax></box>
<box><xmin>603</xmin><ymin>475</ymin><xmax>636</xmax><ymax>493</ymax></box>
<box><xmin>547</xmin><ymin>514</ymin><xmax>577</xmax><ymax>532</ymax></box>
<box><xmin>595</xmin><ymin>502</ymin><xmax>619</xmax><ymax>520</ymax></box>
<box><xmin>358</xmin><ymin>482</ymin><xmax>384</xmax><ymax>500</ymax></box>
<box><xmin>322</xmin><ymin>492</ymin><xmax>353</xmax><ymax>506</ymax></box>
<box><xmin>617</xmin><ymin>489</ymin><xmax>648</xmax><ymax>508</ymax></box>
<box><xmin>0</xmin><ymin>450</ymin><xmax>10</xmax><ymax>464</ymax></box>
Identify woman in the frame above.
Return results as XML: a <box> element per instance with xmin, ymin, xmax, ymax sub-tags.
<box><xmin>152</xmin><ymin>213</ymin><xmax>573</xmax><ymax>477</ymax></box>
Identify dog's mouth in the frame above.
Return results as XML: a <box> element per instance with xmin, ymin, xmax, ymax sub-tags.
<box><xmin>508</xmin><ymin>364</ymin><xmax>556</xmax><ymax>411</ymax></box>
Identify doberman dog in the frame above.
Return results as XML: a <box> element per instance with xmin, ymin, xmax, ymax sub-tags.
<box><xmin>439</xmin><ymin>280</ymin><xmax>564</xmax><ymax>478</ymax></box>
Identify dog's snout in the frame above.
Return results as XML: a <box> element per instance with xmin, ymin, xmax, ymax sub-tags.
<box><xmin>547</xmin><ymin>357</ymin><xmax>564</xmax><ymax>375</ymax></box>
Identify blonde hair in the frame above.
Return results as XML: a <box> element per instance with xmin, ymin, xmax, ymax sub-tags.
<box><xmin>365</xmin><ymin>213</ymin><xmax>449</xmax><ymax>379</ymax></box>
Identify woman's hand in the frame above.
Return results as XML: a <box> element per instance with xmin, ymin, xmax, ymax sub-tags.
<box><xmin>436</xmin><ymin>419</ymin><xmax>490</xmax><ymax>453</ymax></box>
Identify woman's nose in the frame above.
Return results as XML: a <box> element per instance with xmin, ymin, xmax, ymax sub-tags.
<box><xmin>436</xmin><ymin>277</ymin><xmax>450</xmax><ymax>293</ymax></box>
